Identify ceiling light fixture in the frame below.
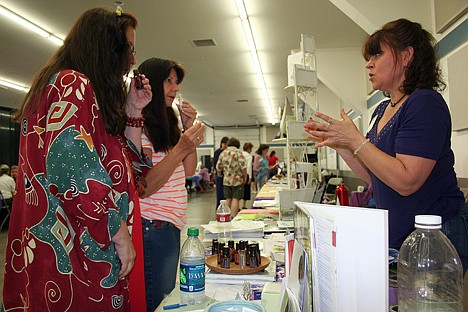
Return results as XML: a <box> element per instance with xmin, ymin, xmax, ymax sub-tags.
<box><xmin>0</xmin><ymin>78</ymin><xmax>30</xmax><ymax>93</ymax></box>
<box><xmin>234</xmin><ymin>0</ymin><xmax>275</xmax><ymax>125</ymax></box>
<box><xmin>0</xmin><ymin>4</ymin><xmax>63</xmax><ymax>46</ymax></box>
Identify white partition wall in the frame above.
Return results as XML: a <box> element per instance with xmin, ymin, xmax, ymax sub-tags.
<box><xmin>213</xmin><ymin>128</ymin><xmax>261</xmax><ymax>152</ymax></box>
<box><xmin>293</xmin><ymin>202</ymin><xmax>388</xmax><ymax>312</ymax></box>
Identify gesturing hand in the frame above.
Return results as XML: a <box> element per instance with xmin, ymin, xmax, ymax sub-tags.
<box><xmin>304</xmin><ymin>108</ymin><xmax>364</xmax><ymax>151</ymax></box>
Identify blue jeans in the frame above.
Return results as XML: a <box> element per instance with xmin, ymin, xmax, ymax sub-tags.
<box><xmin>215</xmin><ymin>175</ymin><xmax>225</xmax><ymax>209</ymax></box>
<box><xmin>187</xmin><ymin>175</ymin><xmax>200</xmax><ymax>187</ymax></box>
<box><xmin>442</xmin><ymin>202</ymin><xmax>468</xmax><ymax>276</ymax></box>
<box><xmin>142</xmin><ymin>218</ymin><xmax>181</xmax><ymax>312</ymax></box>
<box><xmin>255</xmin><ymin>171</ymin><xmax>268</xmax><ymax>191</ymax></box>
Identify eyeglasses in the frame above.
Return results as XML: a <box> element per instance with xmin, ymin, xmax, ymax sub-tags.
<box><xmin>129</xmin><ymin>43</ymin><xmax>136</xmax><ymax>56</ymax></box>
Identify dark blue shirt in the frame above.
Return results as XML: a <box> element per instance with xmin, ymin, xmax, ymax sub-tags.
<box><xmin>367</xmin><ymin>88</ymin><xmax>464</xmax><ymax>248</ymax></box>
<box><xmin>213</xmin><ymin>148</ymin><xmax>223</xmax><ymax>175</ymax></box>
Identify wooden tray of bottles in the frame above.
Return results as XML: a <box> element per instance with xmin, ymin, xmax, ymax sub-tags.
<box><xmin>205</xmin><ymin>255</ymin><xmax>270</xmax><ymax>274</ymax></box>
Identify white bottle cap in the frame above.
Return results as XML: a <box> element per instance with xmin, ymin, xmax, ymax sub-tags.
<box><xmin>220</xmin><ymin>199</ymin><xmax>227</xmax><ymax>204</ymax></box>
<box><xmin>415</xmin><ymin>215</ymin><xmax>442</xmax><ymax>229</ymax></box>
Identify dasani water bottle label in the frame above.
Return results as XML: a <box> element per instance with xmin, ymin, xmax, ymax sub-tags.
<box><xmin>180</xmin><ymin>263</ymin><xmax>205</xmax><ymax>293</ymax></box>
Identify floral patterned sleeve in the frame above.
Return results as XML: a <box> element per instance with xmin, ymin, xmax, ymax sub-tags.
<box><xmin>43</xmin><ymin>70</ymin><xmax>125</xmax><ymax>248</ymax></box>
<box><xmin>121</xmin><ymin>137</ymin><xmax>153</xmax><ymax>197</ymax></box>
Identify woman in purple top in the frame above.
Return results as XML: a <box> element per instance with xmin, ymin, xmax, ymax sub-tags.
<box><xmin>304</xmin><ymin>19</ymin><xmax>467</xmax><ymax>274</ymax></box>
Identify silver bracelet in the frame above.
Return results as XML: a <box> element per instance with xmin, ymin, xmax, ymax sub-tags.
<box><xmin>353</xmin><ymin>138</ymin><xmax>370</xmax><ymax>157</ymax></box>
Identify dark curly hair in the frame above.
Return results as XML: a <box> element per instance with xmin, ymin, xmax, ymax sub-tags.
<box><xmin>227</xmin><ymin>137</ymin><xmax>240</xmax><ymax>149</ymax></box>
<box><xmin>362</xmin><ymin>18</ymin><xmax>445</xmax><ymax>97</ymax></box>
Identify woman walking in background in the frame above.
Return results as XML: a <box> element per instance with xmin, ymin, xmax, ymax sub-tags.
<box><xmin>253</xmin><ymin>144</ymin><xmax>270</xmax><ymax>191</ymax></box>
<box><xmin>268</xmin><ymin>150</ymin><xmax>279</xmax><ymax>178</ymax></box>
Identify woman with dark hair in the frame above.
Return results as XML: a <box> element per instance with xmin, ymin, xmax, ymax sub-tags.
<box><xmin>3</xmin><ymin>7</ymin><xmax>152</xmax><ymax>311</ymax></box>
<box><xmin>253</xmin><ymin>144</ymin><xmax>270</xmax><ymax>191</ymax></box>
<box><xmin>305</xmin><ymin>19</ymin><xmax>467</xmax><ymax>273</ymax></box>
<box><xmin>136</xmin><ymin>57</ymin><xmax>205</xmax><ymax>311</ymax></box>
<box><xmin>268</xmin><ymin>150</ymin><xmax>279</xmax><ymax>178</ymax></box>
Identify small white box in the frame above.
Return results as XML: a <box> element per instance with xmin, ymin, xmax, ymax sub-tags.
<box><xmin>287</xmin><ymin>52</ymin><xmax>304</xmax><ymax>86</ymax></box>
<box><xmin>279</xmin><ymin>188</ymin><xmax>315</xmax><ymax>220</ymax></box>
<box><xmin>286</xmin><ymin>120</ymin><xmax>308</xmax><ymax>140</ymax></box>
<box><xmin>301</xmin><ymin>34</ymin><xmax>316</xmax><ymax>53</ymax></box>
<box><xmin>294</xmin><ymin>65</ymin><xmax>317</xmax><ymax>88</ymax></box>
<box><xmin>261</xmin><ymin>282</ymin><xmax>283</xmax><ymax>311</ymax></box>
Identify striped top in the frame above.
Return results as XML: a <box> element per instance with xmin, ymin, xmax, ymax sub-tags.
<box><xmin>139</xmin><ymin>134</ymin><xmax>187</xmax><ymax>230</ymax></box>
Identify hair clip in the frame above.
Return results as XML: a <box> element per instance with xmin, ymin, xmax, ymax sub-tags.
<box><xmin>116</xmin><ymin>6</ymin><xmax>123</xmax><ymax>16</ymax></box>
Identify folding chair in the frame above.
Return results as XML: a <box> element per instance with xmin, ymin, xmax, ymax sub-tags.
<box><xmin>185</xmin><ymin>177</ymin><xmax>195</xmax><ymax>197</ymax></box>
<box><xmin>0</xmin><ymin>191</ymin><xmax>11</xmax><ymax>232</ymax></box>
<box><xmin>323</xmin><ymin>177</ymin><xmax>343</xmax><ymax>203</ymax></box>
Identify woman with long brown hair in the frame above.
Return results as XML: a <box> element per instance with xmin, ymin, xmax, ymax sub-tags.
<box><xmin>136</xmin><ymin>57</ymin><xmax>204</xmax><ymax>311</ymax></box>
<box><xmin>2</xmin><ymin>7</ymin><xmax>152</xmax><ymax>311</ymax></box>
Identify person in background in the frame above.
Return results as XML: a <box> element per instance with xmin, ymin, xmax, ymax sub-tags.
<box><xmin>136</xmin><ymin>57</ymin><xmax>205</xmax><ymax>311</ymax></box>
<box><xmin>195</xmin><ymin>160</ymin><xmax>203</xmax><ymax>173</ymax></box>
<box><xmin>187</xmin><ymin>174</ymin><xmax>201</xmax><ymax>193</ymax></box>
<box><xmin>198</xmin><ymin>164</ymin><xmax>210</xmax><ymax>192</ymax></box>
<box><xmin>0</xmin><ymin>164</ymin><xmax>15</xmax><ymax>207</ymax></box>
<box><xmin>213</xmin><ymin>136</ymin><xmax>229</xmax><ymax>209</ymax></box>
<box><xmin>216</xmin><ymin>137</ymin><xmax>247</xmax><ymax>217</ymax></box>
<box><xmin>304</xmin><ymin>18</ymin><xmax>467</xmax><ymax>274</ymax></box>
<box><xmin>9</xmin><ymin>165</ymin><xmax>18</xmax><ymax>182</ymax></box>
<box><xmin>241</xmin><ymin>142</ymin><xmax>254</xmax><ymax>209</ymax></box>
<box><xmin>253</xmin><ymin>144</ymin><xmax>270</xmax><ymax>192</ymax></box>
<box><xmin>268</xmin><ymin>150</ymin><xmax>279</xmax><ymax>178</ymax></box>
<box><xmin>2</xmin><ymin>7</ymin><xmax>153</xmax><ymax>311</ymax></box>
<box><xmin>188</xmin><ymin>161</ymin><xmax>204</xmax><ymax>192</ymax></box>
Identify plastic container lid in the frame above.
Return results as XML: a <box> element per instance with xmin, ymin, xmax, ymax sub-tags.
<box><xmin>414</xmin><ymin>215</ymin><xmax>442</xmax><ymax>229</ymax></box>
<box><xmin>204</xmin><ymin>300</ymin><xmax>265</xmax><ymax>312</ymax></box>
<box><xmin>187</xmin><ymin>227</ymin><xmax>199</xmax><ymax>236</ymax></box>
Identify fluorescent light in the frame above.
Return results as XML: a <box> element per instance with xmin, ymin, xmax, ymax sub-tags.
<box><xmin>0</xmin><ymin>4</ymin><xmax>63</xmax><ymax>46</ymax></box>
<box><xmin>48</xmin><ymin>35</ymin><xmax>64</xmax><ymax>46</ymax></box>
<box><xmin>235</xmin><ymin>0</ymin><xmax>276</xmax><ymax>125</ymax></box>
<box><xmin>0</xmin><ymin>79</ymin><xmax>30</xmax><ymax>93</ymax></box>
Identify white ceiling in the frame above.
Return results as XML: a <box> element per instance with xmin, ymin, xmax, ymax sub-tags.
<box><xmin>0</xmin><ymin>0</ymin><xmax>370</xmax><ymax>127</ymax></box>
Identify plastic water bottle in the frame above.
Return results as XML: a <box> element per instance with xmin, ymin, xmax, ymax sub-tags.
<box><xmin>398</xmin><ymin>215</ymin><xmax>463</xmax><ymax>312</ymax></box>
<box><xmin>216</xmin><ymin>199</ymin><xmax>232</xmax><ymax>244</ymax></box>
<box><xmin>180</xmin><ymin>228</ymin><xmax>205</xmax><ymax>305</ymax></box>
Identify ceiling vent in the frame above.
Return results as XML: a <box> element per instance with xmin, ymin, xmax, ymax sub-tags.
<box><xmin>192</xmin><ymin>39</ymin><xmax>217</xmax><ymax>47</ymax></box>
<box><xmin>236</xmin><ymin>99</ymin><xmax>249</xmax><ymax>103</ymax></box>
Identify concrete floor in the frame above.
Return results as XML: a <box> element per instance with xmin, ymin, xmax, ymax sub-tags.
<box><xmin>0</xmin><ymin>189</ymin><xmax>466</xmax><ymax>310</ymax></box>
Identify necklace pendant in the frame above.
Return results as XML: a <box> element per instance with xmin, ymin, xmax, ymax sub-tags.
<box><xmin>390</xmin><ymin>94</ymin><xmax>406</xmax><ymax>107</ymax></box>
